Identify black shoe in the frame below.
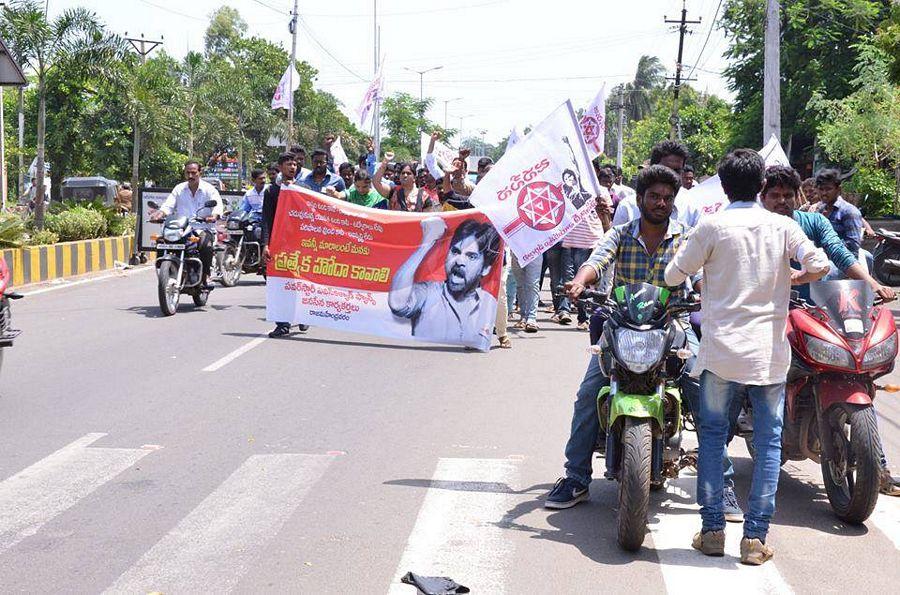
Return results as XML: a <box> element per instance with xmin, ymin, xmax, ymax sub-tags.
<box><xmin>200</xmin><ymin>281</ymin><xmax>215</xmax><ymax>291</ymax></box>
<box><xmin>544</xmin><ymin>477</ymin><xmax>589</xmax><ymax>509</ymax></box>
<box><xmin>297</xmin><ymin>324</ymin><xmax>310</xmax><ymax>332</ymax></box>
<box><xmin>268</xmin><ymin>323</ymin><xmax>291</xmax><ymax>338</ymax></box>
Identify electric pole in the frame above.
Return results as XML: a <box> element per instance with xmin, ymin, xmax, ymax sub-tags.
<box><xmin>125</xmin><ymin>33</ymin><xmax>162</xmax><ymax>264</ymax></box>
<box><xmin>763</xmin><ymin>0</ymin><xmax>781</xmax><ymax>146</ymax></box>
<box><xmin>665</xmin><ymin>1</ymin><xmax>700</xmax><ymax>140</ymax></box>
<box><xmin>615</xmin><ymin>87</ymin><xmax>625</xmax><ymax>169</ymax></box>
<box><xmin>287</xmin><ymin>0</ymin><xmax>299</xmax><ymax>147</ymax></box>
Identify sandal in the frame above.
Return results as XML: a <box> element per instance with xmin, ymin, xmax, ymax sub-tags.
<box><xmin>498</xmin><ymin>335</ymin><xmax>512</xmax><ymax>349</ymax></box>
<box><xmin>524</xmin><ymin>322</ymin><xmax>539</xmax><ymax>333</ymax></box>
<box><xmin>513</xmin><ymin>320</ymin><xmax>526</xmax><ymax>329</ymax></box>
<box><xmin>550</xmin><ymin>313</ymin><xmax>561</xmax><ymax>323</ymax></box>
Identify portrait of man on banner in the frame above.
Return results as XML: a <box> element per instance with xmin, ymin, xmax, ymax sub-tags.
<box><xmin>388</xmin><ymin>216</ymin><xmax>502</xmax><ymax>350</ymax></box>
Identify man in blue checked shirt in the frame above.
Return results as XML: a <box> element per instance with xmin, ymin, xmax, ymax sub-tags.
<box><xmin>814</xmin><ymin>169</ymin><xmax>863</xmax><ymax>258</ymax></box>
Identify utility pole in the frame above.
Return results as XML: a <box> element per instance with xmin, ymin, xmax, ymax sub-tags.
<box><xmin>287</xmin><ymin>0</ymin><xmax>299</xmax><ymax>147</ymax></box>
<box><xmin>125</xmin><ymin>33</ymin><xmax>162</xmax><ymax>264</ymax></box>
<box><xmin>1</xmin><ymin>86</ymin><xmax>5</xmax><ymax>210</ymax></box>
<box><xmin>372</xmin><ymin>0</ymin><xmax>381</xmax><ymax>157</ymax></box>
<box><xmin>763</xmin><ymin>0</ymin><xmax>781</xmax><ymax>146</ymax></box>
<box><xmin>443</xmin><ymin>97</ymin><xmax>461</xmax><ymax>130</ymax></box>
<box><xmin>665</xmin><ymin>1</ymin><xmax>700</xmax><ymax>140</ymax></box>
<box><xmin>615</xmin><ymin>87</ymin><xmax>625</xmax><ymax>169</ymax></box>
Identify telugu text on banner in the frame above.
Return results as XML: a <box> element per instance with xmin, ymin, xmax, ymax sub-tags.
<box><xmin>266</xmin><ymin>187</ymin><xmax>504</xmax><ymax>351</ymax></box>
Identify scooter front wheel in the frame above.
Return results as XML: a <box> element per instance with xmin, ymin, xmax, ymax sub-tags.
<box><xmin>821</xmin><ymin>405</ymin><xmax>881</xmax><ymax>524</ymax></box>
<box><xmin>617</xmin><ymin>417</ymin><xmax>652</xmax><ymax>551</ymax></box>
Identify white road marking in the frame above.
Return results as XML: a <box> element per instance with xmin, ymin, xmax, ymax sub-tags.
<box><xmin>870</xmin><ymin>494</ymin><xmax>900</xmax><ymax>551</ymax></box>
<box><xmin>105</xmin><ymin>453</ymin><xmax>333</xmax><ymax>594</ymax></box>
<box><xmin>0</xmin><ymin>433</ymin><xmax>153</xmax><ymax>554</ymax></box>
<box><xmin>388</xmin><ymin>457</ymin><xmax>521</xmax><ymax>595</ymax></box>
<box><xmin>202</xmin><ymin>336</ymin><xmax>267</xmax><ymax>372</ymax></box>
<box><xmin>20</xmin><ymin>265</ymin><xmax>154</xmax><ymax>296</ymax></box>
<box><xmin>650</xmin><ymin>470</ymin><xmax>794</xmax><ymax>594</ymax></box>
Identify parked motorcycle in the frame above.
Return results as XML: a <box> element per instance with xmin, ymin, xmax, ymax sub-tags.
<box><xmin>0</xmin><ymin>258</ymin><xmax>22</xmax><ymax>376</ymax></box>
<box><xmin>148</xmin><ymin>200</ymin><xmax>217</xmax><ymax>316</ymax></box>
<box><xmin>577</xmin><ymin>283</ymin><xmax>700</xmax><ymax>551</ymax></box>
<box><xmin>872</xmin><ymin>228</ymin><xmax>900</xmax><ymax>287</ymax></box>
<box><xmin>736</xmin><ymin>280</ymin><xmax>897</xmax><ymax>523</ymax></box>
<box><xmin>218</xmin><ymin>210</ymin><xmax>265</xmax><ymax>287</ymax></box>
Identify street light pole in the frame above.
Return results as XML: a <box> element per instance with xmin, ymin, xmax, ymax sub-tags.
<box><xmin>443</xmin><ymin>97</ymin><xmax>462</xmax><ymax>130</ymax></box>
<box><xmin>404</xmin><ymin>65</ymin><xmax>443</xmax><ymax>117</ymax></box>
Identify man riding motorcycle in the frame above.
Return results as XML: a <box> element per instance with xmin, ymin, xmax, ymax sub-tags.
<box><xmin>150</xmin><ymin>160</ymin><xmax>223</xmax><ymax>290</ymax></box>
<box><xmin>543</xmin><ymin>165</ymin><xmax>746</xmax><ymax>514</ymax></box>
<box><xmin>760</xmin><ymin>164</ymin><xmax>900</xmax><ymax>497</ymax></box>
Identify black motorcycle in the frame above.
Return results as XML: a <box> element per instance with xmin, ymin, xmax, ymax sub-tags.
<box><xmin>0</xmin><ymin>258</ymin><xmax>22</xmax><ymax>376</ymax></box>
<box><xmin>576</xmin><ymin>283</ymin><xmax>700</xmax><ymax>551</ymax></box>
<box><xmin>219</xmin><ymin>210</ymin><xmax>265</xmax><ymax>287</ymax></box>
<box><xmin>148</xmin><ymin>200</ymin><xmax>217</xmax><ymax>316</ymax></box>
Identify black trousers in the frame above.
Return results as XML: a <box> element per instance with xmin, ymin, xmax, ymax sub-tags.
<box><xmin>197</xmin><ymin>230</ymin><xmax>213</xmax><ymax>279</ymax></box>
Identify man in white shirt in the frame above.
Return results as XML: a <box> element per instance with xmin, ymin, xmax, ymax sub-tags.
<box><xmin>665</xmin><ymin>149</ymin><xmax>829</xmax><ymax>565</ymax></box>
<box><xmin>153</xmin><ymin>160</ymin><xmax>224</xmax><ymax>289</ymax></box>
<box><xmin>613</xmin><ymin>140</ymin><xmax>691</xmax><ymax>226</ymax></box>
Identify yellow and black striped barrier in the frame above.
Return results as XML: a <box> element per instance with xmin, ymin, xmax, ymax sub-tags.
<box><xmin>0</xmin><ymin>236</ymin><xmax>135</xmax><ymax>287</ymax></box>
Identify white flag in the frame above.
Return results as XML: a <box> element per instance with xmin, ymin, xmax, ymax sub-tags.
<box><xmin>419</xmin><ymin>132</ymin><xmax>457</xmax><ymax>170</ymax></box>
<box><xmin>505</xmin><ymin>127</ymin><xmax>522</xmax><ymax>153</ymax></box>
<box><xmin>331</xmin><ymin>136</ymin><xmax>350</xmax><ymax>167</ymax></box>
<box><xmin>470</xmin><ymin>100</ymin><xmax>601</xmax><ymax>265</ymax></box>
<box><xmin>579</xmin><ymin>84</ymin><xmax>607</xmax><ymax>158</ymax></box>
<box><xmin>357</xmin><ymin>66</ymin><xmax>384</xmax><ymax>128</ymax></box>
<box><xmin>272</xmin><ymin>63</ymin><xmax>300</xmax><ymax>111</ymax></box>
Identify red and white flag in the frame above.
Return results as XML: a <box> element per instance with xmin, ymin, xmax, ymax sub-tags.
<box><xmin>271</xmin><ymin>63</ymin><xmax>300</xmax><ymax>111</ymax></box>
<box><xmin>470</xmin><ymin>100</ymin><xmax>601</xmax><ymax>265</ymax></box>
<box><xmin>357</xmin><ymin>65</ymin><xmax>384</xmax><ymax>128</ymax></box>
<box><xmin>579</xmin><ymin>84</ymin><xmax>607</xmax><ymax>158</ymax></box>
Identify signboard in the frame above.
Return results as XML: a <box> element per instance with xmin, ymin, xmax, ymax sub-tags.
<box><xmin>136</xmin><ymin>187</ymin><xmax>244</xmax><ymax>252</ymax></box>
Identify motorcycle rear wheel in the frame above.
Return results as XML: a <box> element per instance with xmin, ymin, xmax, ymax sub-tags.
<box><xmin>821</xmin><ymin>406</ymin><xmax>881</xmax><ymax>524</ymax></box>
<box><xmin>873</xmin><ymin>245</ymin><xmax>900</xmax><ymax>287</ymax></box>
<box><xmin>617</xmin><ymin>417</ymin><xmax>652</xmax><ymax>551</ymax></box>
<box><xmin>157</xmin><ymin>262</ymin><xmax>180</xmax><ymax>316</ymax></box>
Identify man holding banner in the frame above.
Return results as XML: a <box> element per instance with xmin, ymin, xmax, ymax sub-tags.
<box><xmin>389</xmin><ymin>217</ymin><xmax>501</xmax><ymax>347</ymax></box>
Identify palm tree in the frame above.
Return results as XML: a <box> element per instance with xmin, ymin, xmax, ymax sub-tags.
<box><xmin>625</xmin><ymin>55</ymin><xmax>666</xmax><ymax>121</ymax></box>
<box><xmin>1</xmin><ymin>1</ymin><xmax>121</xmax><ymax>228</ymax></box>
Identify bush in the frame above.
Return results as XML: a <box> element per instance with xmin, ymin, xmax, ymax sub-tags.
<box><xmin>0</xmin><ymin>213</ymin><xmax>26</xmax><ymax>248</ymax></box>
<box><xmin>109</xmin><ymin>213</ymin><xmax>137</xmax><ymax>236</ymax></box>
<box><xmin>45</xmin><ymin>207</ymin><xmax>108</xmax><ymax>241</ymax></box>
<box><xmin>844</xmin><ymin>167</ymin><xmax>896</xmax><ymax>217</ymax></box>
<box><xmin>26</xmin><ymin>230</ymin><xmax>60</xmax><ymax>246</ymax></box>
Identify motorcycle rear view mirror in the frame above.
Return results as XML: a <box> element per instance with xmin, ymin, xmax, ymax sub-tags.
<box><xmin>147</xmin><ymin>201</ymin><xmax>160</xmax><ymax>209</ymax></box>
<box><xmin>204</xmin><ymin>200</ymin><xmax>218</xmax><ymax>208</ymax></box>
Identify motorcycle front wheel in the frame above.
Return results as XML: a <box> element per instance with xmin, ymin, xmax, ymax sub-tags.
<box><xmin>821</xmin><ymin>405</ymin><xmax>881</xmax><ymax>524</ymax></box>
<box><xmin>617</xmin><ymin>417</ymin><xmax>652</xmax><ymax>551</ymax></box>
<box><xmin>157</xmin><ymin>261</ymin><xmax>180</xmax><ymax>316</ymax></box>
<box><xmin>219</xmin><ymin>246</ymin><xmax>242</xmax><ymax>287</ymax></box>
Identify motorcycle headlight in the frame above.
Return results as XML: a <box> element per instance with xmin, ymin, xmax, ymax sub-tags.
<box><xmin>615</xmin><ymin>328</ymin><xmax>667</xmax><ymax>373</ymax></box>
<box><xmin>805</xmin><ymin>334</ymin><xmax>854</xmax><ymax>369</ymax></box>
<box><xmin>163</xmin><ymin>229</ymin><xmax>182</xmax><ymax>242</ymax></box>
<box><xmin>862</xmin><ymin>334</ymin><xmax>897</xmax><ymax>368</ymax></box>
<box><xmin>227</xmin><ymin>219</ymin><xmax>241</xmax><ymax>230</ymax></box>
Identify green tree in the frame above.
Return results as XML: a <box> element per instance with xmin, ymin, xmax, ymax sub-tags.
<box><xmin>1</xmin><ymin>0</ymin><xmax>122</xmax><ymax>228</ymax></box>
<box><xmin>204</xmin><ymin>6</ymin><xmax>246</xmax><ymax>57</ymax></box>
<box><xmin>380</xmin><ymin>93</ymin><xmax>452</xmax><ymax>160</ymax></box>
<box><xmin>809</xmin><ymin>44</ymin><xmax>900</xmax><ymax>214</ymax></box>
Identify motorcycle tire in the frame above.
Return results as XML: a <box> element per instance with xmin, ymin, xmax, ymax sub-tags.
<box><xmin>219</xmin><ymin>247</ymin><xmax>242</xmax><ymax>287</ymax></box>
<box><xmin>157</xmin><ymin>261</ymin><xmax>180</xmax><ymax>316</ymax></box>
<box><xmin>192</xmin><ymin>289</ymin><xmax>209</xmax><ymax>307</ymax></box>
<box><xmin>872</xmin><ymin>245</ymin><xmax>900</xmax><ymax>287</ymax></box>
<box><xmin>821</xmin><ymin>405</ymin><xmax>882</xmax><ymax>524</ymax></box>
<box><xmin>617</xmin><ymin>417</ymin><xmax>652</xmax><ymax>551</ymax></box>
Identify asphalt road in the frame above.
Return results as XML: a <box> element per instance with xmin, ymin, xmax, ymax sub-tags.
<box><xmin>1</xmin><ymin>268</ymin><xmax>898</xmax><ymax>593</ymax></box>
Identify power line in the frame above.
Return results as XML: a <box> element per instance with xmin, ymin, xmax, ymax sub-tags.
<box><xmin>297</xmin><ymin>16</ymin><xmax>368</xmax><ymax>82</ymax></box>
<box><xmin>249</xmin><ymin>0</ymin><xmax>290</xmax><ymax>15</ymax></box>
<box><xmin>302</xmin><ymin>0</ymin><xmax>507</xmax><ymax>18</ymax></box>
<box><xmin>138</xmin><ymin>0</ymin><xmax>205</xmax><ymax>22</ymax></box>
<box><xmin>685</xmin><ymin>0</ymin><xmax>723</xmax><ymax>82</ymax></box>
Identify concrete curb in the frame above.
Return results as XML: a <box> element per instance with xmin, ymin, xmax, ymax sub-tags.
<box><xmin>1</xmin><ymin>236</ymin><xmax>135</xmax><ymax>287</ymax></box>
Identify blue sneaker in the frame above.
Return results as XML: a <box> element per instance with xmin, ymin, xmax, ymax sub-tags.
<box><xmin>724</xmin><ymin>485</ymin><xmax>744</xmax><ymax>523</ymax></box>
<box><xmin>544</xmin><ymin>477</ymin><xmax>589</xmax><ymax>509</ymax></box>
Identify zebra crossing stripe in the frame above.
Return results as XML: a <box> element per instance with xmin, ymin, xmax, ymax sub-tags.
<box><xmin>870</xmin><ymin>494</ymin><xmax>900</xmax><ymax>551</ymax></box>
<box><xmin>0</xmin><ymin>433</ymin><xmax>153</xmax><ymax>554</ymax></box>
<box><xmin>105</xmin><ymin>453</ymin><xmax>333</xmax><ymax>594</ymax></box>
<box><xmin>388</xmin><ymin>457</ymin><xmax>521</xmax><ymax>594</ymax></box>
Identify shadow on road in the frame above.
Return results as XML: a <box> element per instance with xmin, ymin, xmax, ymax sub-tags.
<box><xmin>121</xmin><ymin>304</ymin><xmax>232</xmax><ymax>318</ymax></box>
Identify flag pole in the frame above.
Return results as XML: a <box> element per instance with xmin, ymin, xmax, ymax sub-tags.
<box><xmin>372</xmin><ymin>1</ymin><xmax>381</xmax><ymax>157</ymax></box>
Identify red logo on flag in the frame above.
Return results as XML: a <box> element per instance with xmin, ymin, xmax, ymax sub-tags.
<box><xmin>503</xmin><ymin>181</ymin><xmax>566</xmax><ymax>235</ymax></box>
<box><xmin>580</xmin><ymin>115</ymin><xmax>601</xmax><ymax>144</ymax></box>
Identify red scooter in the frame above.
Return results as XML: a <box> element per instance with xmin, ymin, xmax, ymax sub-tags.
<box><xmin>771</xmin><ymin>280</ymin><xmax>896</xmax><ymax>523</ymax></box>
<box><xmin>0</xmin><ymin>258</ymin><xmax>23</xmax><ymax>377</ymax></box>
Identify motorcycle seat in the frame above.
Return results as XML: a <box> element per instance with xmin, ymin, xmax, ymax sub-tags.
<box><xmin>877</xmin><ymin>228</ymin><xmax>900</xmax><ymax>240</ymax></box>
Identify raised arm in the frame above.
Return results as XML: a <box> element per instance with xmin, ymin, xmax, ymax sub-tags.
<box><xmin>373</xmin><ymin>155</ymin><xmax>393</xmax><ymax>198</ymax></box>
<box><xmin>388</xmin><ymin>217</ymin><xmax>447</xmax><ymax>316</ymax></box>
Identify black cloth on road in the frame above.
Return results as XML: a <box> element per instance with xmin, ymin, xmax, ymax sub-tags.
<box><xmin>400</xmin><ymin>572</ymin><xmax>470</xmax><ymax>594</ymax></box>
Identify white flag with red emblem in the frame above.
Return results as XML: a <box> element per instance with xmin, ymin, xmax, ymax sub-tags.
<box><xmin>272</xmin><ymin>63</ymin><xmax>300</xmax><ymax>111</ymax></box>
<box><xmin>469</xmin><ymin>100</ymin><xmax>601</xmax><ymax>265</ymax></box>
<box><xmin>357</xmin><ymin>65</ymin><xmax>384</xmax><ymax>128</ymax></box>
<box><xmin>579</xmin><ymin>84</ymin><xmax>607</xmax><ymax>158</ymax></box>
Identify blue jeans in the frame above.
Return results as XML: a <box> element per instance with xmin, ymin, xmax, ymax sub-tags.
<box><xmin>564</xmin><ymin>320</ymin><xmax>700</xmax><ymax>487</ymax></box>
<box><xmin>506</xmin><ymin>266</ymin><xmax>518</xmax><ymax>314</ymax></box>
<box><xmin>512</xmin><ymin>255</ymin><xmax>541</xmax><ymax>324</ymax></box>
<box><xmin>545</xmin><ymin>243</ymin><xmax>569</xmax><ymax>313</ymax></box>
<box><xmin>697</xmin><ymin>371</ymin><xmax>784</xmax><ymax>540</ymax></box>
<box><xmin>562</xmin><ymin>247</ymin><xmax>593</xmax><ymax>322</ymax></box>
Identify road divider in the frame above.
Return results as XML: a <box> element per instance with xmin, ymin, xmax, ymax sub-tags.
<box><xmin>1</xmin><ymin>236</ymin><xmax>137</xmax><ymax>287</ymax></box>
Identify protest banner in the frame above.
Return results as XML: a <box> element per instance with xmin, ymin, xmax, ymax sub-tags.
<box><xmin>420</xmin><ymin>132</ymin><xmax>457</xmax><ymax>171</ymax></box>
<box><xmin>579</xmin><ymin>84</ymin><xmax>607</xmax><ymax>158</ymax></box>
<box><xmin>469</xmin><ymin>100</ymin><xmax>601</xmax><ymax>265</ymax></box>
<box><xmin>266</xmin><ymin>187</ymin><xmax>504</xmax><ymax>351</ymax></box>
